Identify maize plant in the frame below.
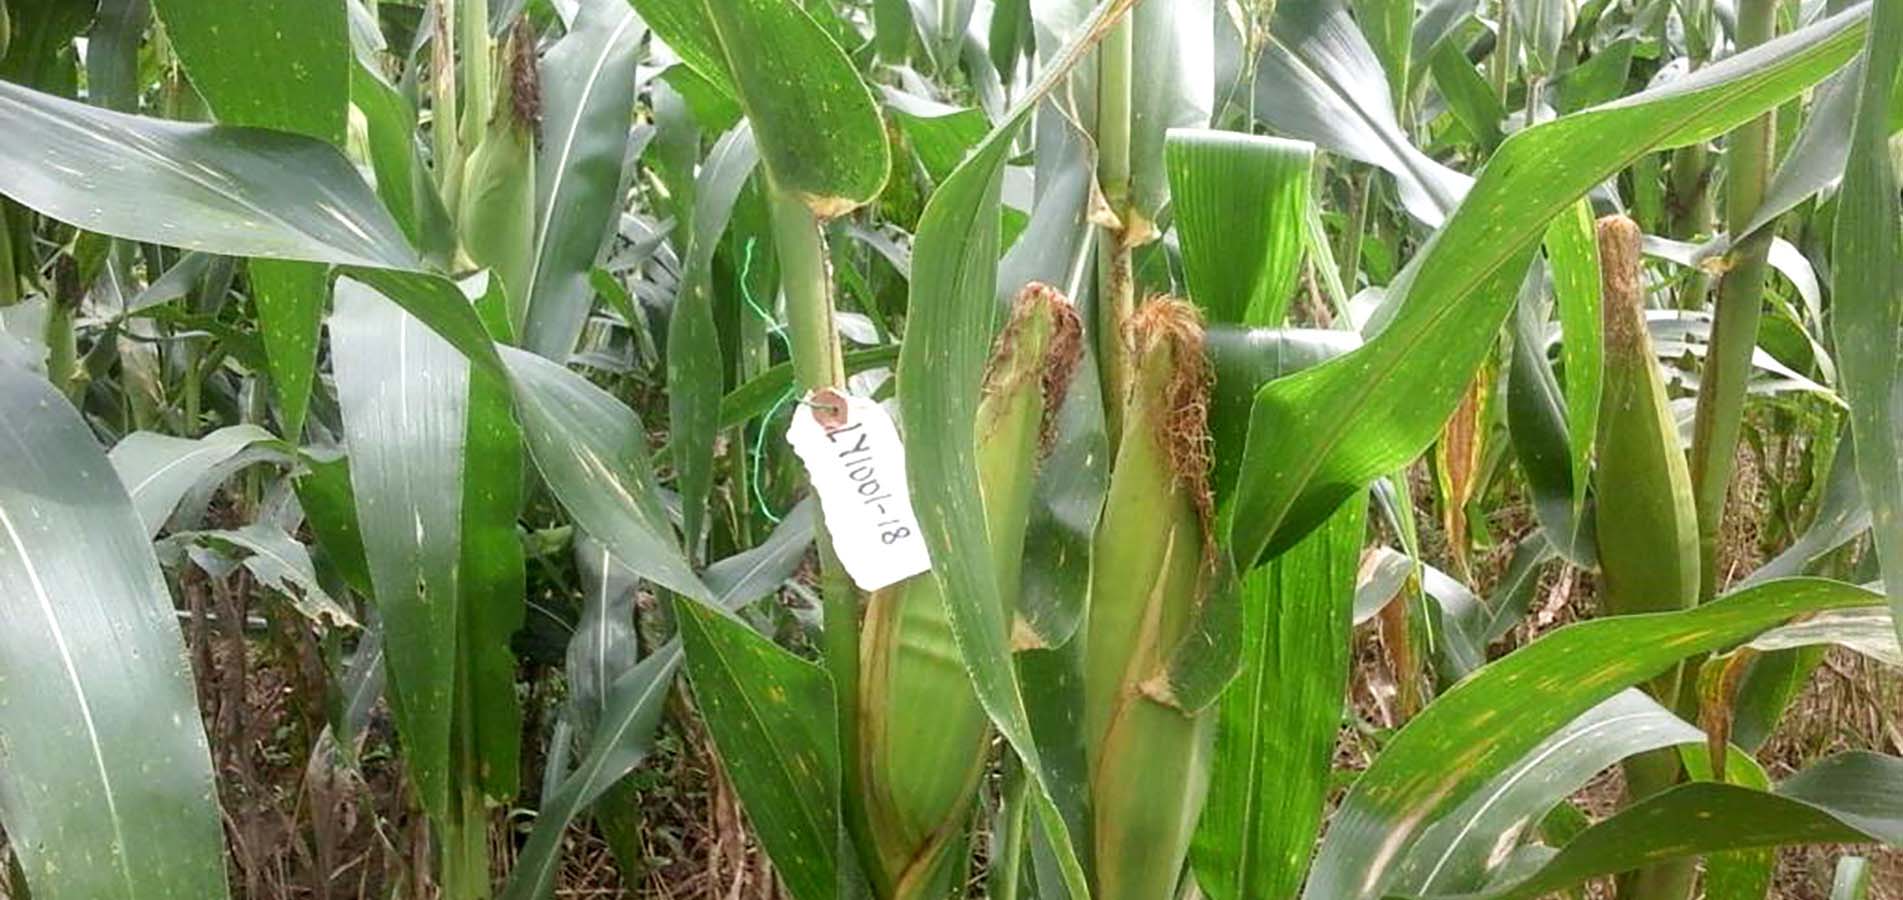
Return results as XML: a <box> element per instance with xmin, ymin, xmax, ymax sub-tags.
<box><xmin>0</xmin><ymin>0</ymin><xmax>1901</xmax><ymax>899</ymax></box>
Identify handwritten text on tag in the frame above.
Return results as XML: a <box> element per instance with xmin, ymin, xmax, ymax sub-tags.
<box><xmin>785</xmin><ymin>389</ymin><xmax>932</xmax><ymax>590</ymax></box>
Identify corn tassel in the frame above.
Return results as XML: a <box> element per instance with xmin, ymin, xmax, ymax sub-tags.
<box><xmin>1085</xmin><ymin>297</ymin><xmax>1216</xmax><ymax>900</ymax></box>
<box><xmin>856</xmin><ymin>284</ymin><xmax>1082</xmax><ymax>898</ymax></box>
<box><xmin>457</xmin><ymin>21</ymin><xmax>538</xmax><ymax>332</ymax></box>
<box><xmin>1593</xmin><ymin>215</ymin><xmax>1701</xmax><ymax>900</ymax></box>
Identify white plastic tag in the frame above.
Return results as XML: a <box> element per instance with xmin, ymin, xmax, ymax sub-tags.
<box><xmin>785</xmin><ymin>389</ymin><xmax>933</xmax><ymax>590</ymax></box>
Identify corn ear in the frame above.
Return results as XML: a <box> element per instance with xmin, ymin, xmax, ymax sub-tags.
<box><xmin>1084</xmin><ymin>296</ymin><xmax>1216</xmax><ymax>900</ymax></box>
<box><xmin>1593</xmin><ymin>215</ymin><xmax>1701</xmax><ymax>897</ymax></box>
<box><xmin>457</xmin><ymin>21</ymin><xmax>538</xmax><ymax>333</ymax></box>
<box><xmin>1593</xmin><ymin>214</ymin><xmax>1700</xmax><ymax>621</ymax></box>
<box><xmin>856</xmin><ymin>284</ymin><xmax>1082</xmax><ymax>898</ymax></box>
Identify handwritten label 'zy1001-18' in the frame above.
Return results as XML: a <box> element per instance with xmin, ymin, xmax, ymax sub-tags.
<box><xmin>785</xmin><ymin>391</ymin><xmax>932</xmax><ymax>590</ymax></box>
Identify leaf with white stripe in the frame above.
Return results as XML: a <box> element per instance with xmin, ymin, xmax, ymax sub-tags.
<box><xmin>110</xmin><ymin>424</ymin><xmax>288</xmax><ymax>538</ymax></box>
<box><xmin>521</xmin><ymin>0</ymin><xmax>645</xmax><ymax>360</ymax></box>
<box><xmin>330</xmin><ymin>276</ymin><xmax>469</xmax><ymax>821</ymax></box>
<box><xmin>0</xmin><ymin>361</ymin><xmax>230</xmax><ymax>900</ymax></box>
<box><xmin>0</xmin><ymin>79</ymin><xmax>418</xmax><ymax>269</ymax></box>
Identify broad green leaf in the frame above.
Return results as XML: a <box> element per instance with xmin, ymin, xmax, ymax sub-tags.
<box><xmin>1389</xmin><ymin>690</ymin><xmax>1703</xmax><ymax>894</ymax></box>
<box><xmin>1206</xmin><ymin>325</ymin><xmax>1363</xmax><ymax>503</ymax></box>
<box><xmin>331</xmin><ymin>276</ymin><xmax>469</xmax><ymax>820</ymax></box>
<box><xmin>108</xmin><ymin>423</ymin><xmax>284</xmax><ymax>537</ymax></box>
<box><xmin>1505</xmin><ymin>264</ymin><xmax>1596</xmax><ymax>566</ymax></box>
<box><xmin>1429</xmin><ymin>39</ymin><xmax>1505</xmax><ymax>151</ymax></box>
<box><xmin>187</xmin><ymin>523</ymin><xmax>358</xmax><ymax>627</ymax></box>
<box><xmin>1125</xmin><ymin>0</ymin><xmax>1214</xmax><ymax>223</ymax></box>
<box><xmin>1303</xmin><ymin>577</ymin><xmax>1882</xmax><ymax>899</ymax></box>
<box><xmin>1829</xmin><ymin>0</ymin><xmax>1903</xmax><ymax>649</ymax></box>
<box><xmin>500</xmin><ymin>643</ymin><xmax>680</xmax><ymax>900</ymax></box>
<box><xmin>521</xmin><ymin>0</ymin><xmax>644</xmax><ymax>360</ymax></box>
<box><xmin>1230</xmin><ymin>5</ymin><xmax>1869</xmax><ymax>567</ymax></box>
<box><xmin>1543</xmin><ymin>201</ymin><xmax>1601</xmax><ymax>522</ymax></box>
<box><xmin>0</xmin><ymin>80</ymin><xmax>419</xmax><ymax>269</ymax></box>
<box><xmin>1165</xmin><ymin>129</ymin><xmax>1315</xmax><ymax>326</ymax></box>
<box><xmin>699</xmin><ymin>0</ymin><xmax>891</xmax><ymax>215</ymax></box>
<box><xmin>85</xmin><ymin>0</ymin><xmax>145</xmax><ymax>113</ymax></box>
<box><xmin>460</xmin><ymin>276</ymin><xmax>527</xmax><ymax>802</ymax></box>
<box><xmin>499</xmin><ymin>344</ymin><xmax>710</xmax><ymax>603</ymax></box>
<box><xmin>568</xmin><ymin>534</ymin><xmax>642</xmax><ymax>736</ymax></box>
<box><xmin>244</xmin><ymin>260</ymin><xmax>331</xmax><ymax>437</ymax></box>
<box><xmin>1192</xmin><ymin>498</ymin><xmax>1365</xmax><ymax>900</ymax></box>
<box><xmin>337</xmin><ymin>267</ymin><xmax>508</xmax><ymax>379</ymax></box>
<box><xmin>1255</xmin><ymin>0</ymin><xmax>1471</xmax><ymax>226</ymax></box>
<box><xmin>350</xmin><ymin>54</ymin><xmax>454</xmax><ymax>262</ymax></box>
<box><xmin>0</xmin><ymin>361</ymin><xmax>230</xmax><ymax>900</ymax></box>
<box><xmin>894</xmin><ymin>3</ymin><xmax>1136</xmax><ymax>895</ymax></box>
<box><xmin>294</xmin><ymin>451</ymin><xmax>374</xmax><ymax>597</ymax></box>
<box><xmin>1747</xmin><ymin>607</ymin><xmax>1900</xmax><ymax>668</ymax></box>
<box><xmin>1414</xmin><ymin>752</ymin><xmax>1903</xmax><ymax>899</ymax></box>
<box><xmin>152</xmin><ymin>0</ymin><xmax>346</xmax><ymax>144</ymax></box>
<box><xmin>670</xmin><ymin>124</ymin><xmax>757</xmax><ymax>560</ymax></box>
<box><xmin>504</xmin><ymin>509</ymin><xmax>810</xmax><ymax>900</ymax></box>
<box><xmin>630</xmin><ymin>0</ymin><xmax>732</xmax><ymax>99</ymax></box>
<box><xmin>677</xmin><ymin>597</ymin><xmax>840</xmax><ymax>900</ymax></box>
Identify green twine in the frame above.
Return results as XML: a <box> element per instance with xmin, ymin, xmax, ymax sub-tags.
<box><xmin>739</xmin><ymin>238</ymin><xmax>794</xmax><ymax>523</ymax></box>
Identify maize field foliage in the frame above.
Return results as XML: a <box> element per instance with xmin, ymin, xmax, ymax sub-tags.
<box><xmin>0</xmin><ymin>0</ymin><xmax>1901</xmax><ymax>898</ymax></box>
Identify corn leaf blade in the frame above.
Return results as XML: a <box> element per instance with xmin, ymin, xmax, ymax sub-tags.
<box><xmin>0</xmin><ymin>80</ymin><xmax>418</xmax><ymax>269</ymax></box>
<box><xmin>0</xmin><ymin>361</ymin><xmax>231</xmax><ymax>900</ymax></box>
<box><xmin>1230</xmin><ymin>5</ymin><xmax>1869</xmax><ymax>567</ymax></box>
<box><xmin>1304</xmin><ymin>577</ymin><xmax>1882</xmax><ymax>899</ymax></box>
<box><xmin>1828</xmin><ymin>0</ymin><xmax>1903</xmax><ymax>649</ymax></box>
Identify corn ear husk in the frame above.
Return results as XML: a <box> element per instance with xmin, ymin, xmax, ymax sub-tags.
<box><xmin>1593</xmin><ymin>215</ymin><xmax>1701</xmax><ymax>824</ymax></box>
<box><xmin>1593</xmin><ymin>214</ymin><xmax>1699</xmax><ymax>620</ymax></box>
<box><xmin>855</xmin><ymin>283</ymin><xmax>1081</xmax><ymax>898</ymax></box>
<box><xmin>1084</xmin><ymin>296</ymin><xmax>1217</xmax><ymax>900</ymax></box>
<box><xmin>457</xmin><ymin>22</ymin><xmax>538</xmax><ymax>333</ymax></box>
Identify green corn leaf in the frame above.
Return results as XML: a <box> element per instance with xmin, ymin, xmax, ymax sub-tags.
<box><xmin>677</xmin><ymin>597</ymin><xmax>842</xmax><ymax>900</ymax></box>
<box><xmin>151</xmin><ymin>0</ymin><xmax>346</xmax><ymax>144</ymax></box>
<box><xmin>568</xmin><ymin>534</ymin><xmax>643</xmax><ymax>737</ymax></box>
<box><xmin>1829</xmin><ymin>0</ymin><xmax>1903</xmax><ymax>650</ymax></box>
<box><xmin>152</xmin><ymin>0</ymin><xmax>347</xmax><ymax>436</ymax></box>
<box><xmin>0</xmin><ymin>361</ymin><xmax>231</xmax><ymax>900</ymax></box>
<box><xmin>1747</xmin><ymin>607</ymin><xmax>1900</xmax><ymax>668</ymax></box>
<box><xmin>108</xmin><ymin>423</ymin><xmax>285</xmax><ymax>537</ymax></box>
<box><xmin>499</xmin><ymin>344</ymin><xmax>710</xmax><ymax>604</ymax></box>
<box><xmin>0</xmin><ymin>79</ymin><xmax>419</xmax><ymax>269</ymax></box>
<box><xmin>1409</xmin><ymin>752</ymin><xmax>1903</xmax><ymax>900</ymax></box>
<box><xmin>1256</xmin><ymin>0</ymin><xmax>1471</xmax><ymax>226</ymax></box>
<box><xmin>294</xmin><ymin>451</ymin><xmax>374</xmax><ymax>598</ymax></box>
<box><xmin>505</xmin><ymin>509</ymin><xmax>813</xmax><ymax>900</ymax></box>
<box><xmin>683</xmin><ymin>0</ymin><xmax>890</xmax><ymax>216</ymax></box>
<box><xmin>1165</xmin><ymin>129</ymin><xmax>1315</xmax><ymax>326</ymax></box>
<box><xmin>521</xmin><ymin>0</ymin><xmax>644</xmax><ymax>360</ymax></box>
<box><xmin>500</xmin><ymin>644</ymin><xmax>681</xmax><ymax>900</ymax></box>
<box><xmin>670</xmin><ymin>124</ymin><xmax>757</xmax><ymax>561</ymax></box>
<box><xmin>349</xmin><ymin>52</ymin><xmax>455</xmax><ymax>264</ymax></box>
<box><xmin>184</xmin><ymin>523</ymin><xmax>358</xmax><ymax>628</ymax></box>
<box><xmin>1303</xmin><ymin>576</ymin><xmax>1882</xmax><ymax>899</ymax></box>
<box><xmin>1504</xmin><ymin>264</ymin><xmax>1596</xmax><ymax>566</ymax></box>
<box><xmin>461</xmin><ymin>275</ymin><xmax>528</xmax><ymax>802</ymax></box>
<box><xmin>1229</xmin><ymin>4</ymin><xmax>1869</xmax><ymax>568</ymax></box>
<box><xmin>1192</xmin><ymin>498</ymin><xmax>1365</xmax><ymax>900</ymax></box>
<box><xmin>895</xmin><ymin>3</ymin><xmax>1138</xmax><ymax>895</ymax></box>
<box><xmin>1543</xmin><ymin>201</ymin><xmax>1601</xmax><ymax>524</ymax></box>
<box><xmin>1389</xmin><ymin>689</ymin><xmax>1702</xmax><ymax>895</ymax></box>
<box><xmin>330</xmin><ymin>275</ymin><xmax>471</xmax><ymax>821</ymax></box>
